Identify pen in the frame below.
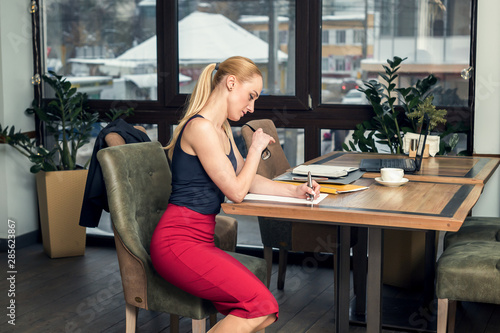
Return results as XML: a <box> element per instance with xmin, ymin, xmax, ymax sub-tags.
<box><xmin>292</xmin><ymin>176</ymin><xmax>329</xmax><ymax>181</ymax></box>
<box><xmin>307</xmin><ymin>171</ymin><xmax>314</xmax><ymax>201</ymax></box>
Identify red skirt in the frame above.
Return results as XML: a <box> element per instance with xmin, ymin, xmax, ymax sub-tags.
<box><xmin>150</xmin><ymin>203</ymin><xmax>279</xmax><ymax>319</ymax></box>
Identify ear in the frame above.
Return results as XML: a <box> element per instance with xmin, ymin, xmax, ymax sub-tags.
<box><xmin>226</xmin><ymin>75</ymin><xmax>236</xmax><ymax>90</ymax></box>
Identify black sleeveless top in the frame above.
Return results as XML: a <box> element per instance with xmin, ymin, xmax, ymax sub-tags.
<box><xmin>168</xmin><ymin>115</ymin><xmax>238</xmax><ymax>214</ymax></box>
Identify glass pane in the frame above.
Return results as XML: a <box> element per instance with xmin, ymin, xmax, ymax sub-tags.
<box><xmin>43</xmin><ymin>0</ymin><xmax>157</xmax><ymax>100</ymax></box>
<box><xmin>320</xmin><ymin>129</ymin><xmax>353</xmax><ymax>155</ymax></box>
<box><xmin>76</xmin><ymin>123</ymin><xmax>158</xmax><ymax>168</ymax></box>
<box><xmin>325</xmin><ymin>127</ymin><xmax>469</xmax><ymax>156</ymax></box>
<box><xmin>179</xmin><ymin>0</ymin><xmax>296</xmax><ymax>96</ymax></box>
<box><xmin>321</xmin><ymin>0</ymin><xmax>471</xmax><ymax>107</ymax></box>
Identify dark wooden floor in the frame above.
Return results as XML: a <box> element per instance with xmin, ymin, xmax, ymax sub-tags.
<box><xmin>1</xmin><ymin>241</ymin><xmax>500</xmax><ymax>333</ymax></box>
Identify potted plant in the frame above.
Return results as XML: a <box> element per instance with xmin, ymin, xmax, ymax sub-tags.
<box><xmin>403</xmin><ymin>95</ymin><xmax>448</xmax><ymax>156</ymax></box>
<box><xmin>0</xmin><ymin>72</ymin><xmax>130</xmax><ymax>258</ymax></box>
<box><xmin>343</xmin><ymin>56</ymin><xmax>446</xmax><ymax>155</ymax></box>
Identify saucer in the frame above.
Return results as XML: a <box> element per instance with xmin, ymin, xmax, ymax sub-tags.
<box><xmin>375</xmin><ymin>177</ymin><xmax>409</xmax><ymax>187</ymax></box>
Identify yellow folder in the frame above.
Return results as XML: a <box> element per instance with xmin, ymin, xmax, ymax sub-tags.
<box><xmin>275</xmin><ymin>181</ymin><xmax>369</xmax><ymax>195</ymax></box>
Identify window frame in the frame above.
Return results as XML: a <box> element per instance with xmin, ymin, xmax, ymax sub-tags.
<box><xmin>33</xmin><ymin>0</ymin><xmax>478</xmax><ymax>161</ymax></box>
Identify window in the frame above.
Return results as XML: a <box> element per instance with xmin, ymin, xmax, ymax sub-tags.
<box><xmin>335</xmin><ymin>58</ymin><xmax>346</xmax><ymax>71</ymax></box>
<box><xmin>321</xmin><ymin>0</ymin><xmax>472</xmax><ymax>110</ymax></box>
<box><xmin>353</xmin><ymin>30</ymin><xmax>364</xmax><ymax>44</ymax></box>
<box><xmin>37</xmin><ymin>0</ymin><xmax>476</xmax><ymax>162</ymax></box>
<box><xmin>179</xmin><ymin>0</ymin><xmax>296</xmax><ymax>96</ymax></box>
<box><xmin>322</xmin><ymin>30</ymin><xmax>330</xmax><ymax>45</ymax></box>
<box><xmin>336</xmin><ymin>30</ymin><xmax>346</xmax><ymax>44</ymax></box>
<box><xmin>43</xmin><ymin>0</ymin><xmax>158</xmax><ymax>101</ymax></box>
<box><xmin>395</xmin><ymin>0</ymin><xmax>417</xmax><ymax>37</ymax></box>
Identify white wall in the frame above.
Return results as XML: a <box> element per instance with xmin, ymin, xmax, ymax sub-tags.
<box><xmin>472</xmin><ymin>0</ymin><xmax>500</xmax><ymax>217</ymax></box>
<box><xmin>0</xmin><ymin>1</ymin><xmax>38</xmax><ymax>239</ymax></box>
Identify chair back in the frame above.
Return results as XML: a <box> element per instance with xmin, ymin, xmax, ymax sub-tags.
<box><xmin>241</xmin><ymin>119</ymin><xmax>291</xmax><ymax>179</ymax></box>
<box><xmin>97</xmin><ymin>141</ymin><xmax>171</xmax><ymax>266</ymax></box>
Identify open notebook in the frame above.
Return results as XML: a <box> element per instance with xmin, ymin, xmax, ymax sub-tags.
<box><xmin>243</xmin><ymin>193</ymin><xmax>328</xmax><ymax>205</ymax></box>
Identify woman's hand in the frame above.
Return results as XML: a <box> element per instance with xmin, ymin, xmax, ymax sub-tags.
<box><xmin>295</xmin><ymin>180</ymin><xmax>321</xmax><ymax>200</ymax></box>
<box><xmin>249</xmin><ymin>128</ymin><xmax>275</xmax><ymax>154</ymax></box>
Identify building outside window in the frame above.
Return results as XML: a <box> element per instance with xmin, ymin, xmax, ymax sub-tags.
<box><xmin>320</xmin><ymin>0</ymin><xmax>471</xmax><ymax>155</ymax></box>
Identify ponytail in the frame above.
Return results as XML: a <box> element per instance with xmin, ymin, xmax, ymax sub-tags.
<box><xmin>165</xmin><ymin>56</ymin><xmax>262</xmax><ymax>160</ymax></box>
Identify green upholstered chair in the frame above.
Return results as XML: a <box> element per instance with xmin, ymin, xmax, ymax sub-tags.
<box><xmin>436</xmin><ymin>240</ymin><xmax>500</xmax><ymax>333</ymax></box>
<box><xmin>240</xmin><ymin>119</ymin><xmax>367</xmax><ymax>313</ymax></box>
<box><xmin>97</xmin><ymin>141</ymin><xmax>268</xmax><ymax>333</ymax></box>
<box><xmin>443</xmin><ymin>216</ymin><xmax>500</xmax><ymax>250</ymax></box>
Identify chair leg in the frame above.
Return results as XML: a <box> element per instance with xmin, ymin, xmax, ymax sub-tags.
<box><xmin>278</xmin><ymin>248</ymin><xmax>288</xmax><ymax>290</ymax></box>
<box><xmin>263</xmin><ymin>246</ymin><xmax>273</xmax><ymax>288</ymax></box>
<box><xmin>170</xmin><ymin>314</ymin><xmax>180</xmax><ymax>333</ymax></box>
<box><xmin>437</xmin><ymin>298</ymin><xmax>449</xmax><ymax>333</ymax></box>
<box><xmin>125</xmin><ymin>302</ymin><xmax>138</xmax><ymax>333</ymax></box>
<box><xmin>209</xmin><ymin>313</ymin><xmax>217</xmax><ymax>328</ymax></box>
<box><xmin>192</xmin><ymin>318</ymin><xmax>207</xmax><ymax>333</ymax></box>
<box><xmin>448</xmin><ymin>300</ymin><xmax>457</xmax><ymax>333</ymax></box>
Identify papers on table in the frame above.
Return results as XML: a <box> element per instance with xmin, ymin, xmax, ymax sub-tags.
<box><xmin>242</xmin><ymin>193</ymin><xmax>328</xmax><ymax>205</ymax></box>
<box><xmin>292</xmin><ymin>164</ymin><xmax>358</xmax><ymax>178</ymax></box>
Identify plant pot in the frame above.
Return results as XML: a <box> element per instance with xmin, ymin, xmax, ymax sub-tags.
<box><xmin>36</xmin><ymin>170</ymin><xmax>88</xmax><ymax>258</ymax></box>
<box><xmin>403</xmin><ymin>132</ymin><xmax>440</xmax><ymax>157</ymax></box>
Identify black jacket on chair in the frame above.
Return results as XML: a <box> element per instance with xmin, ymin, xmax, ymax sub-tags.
<box><xmin>79</xmin><ymin>119</ymin><xmax>151</xmax><ymax>228</ymax></box>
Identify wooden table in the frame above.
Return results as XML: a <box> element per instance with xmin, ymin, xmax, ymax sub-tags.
<box><xmin>311</xmin><ymin>152</ymin><xmax>499</xmax><ymax>185</ymax></box>
<box><xmin>222</xmin><ymin>152</ymin><xmax>499</xmax><ymax>333</ymax></box>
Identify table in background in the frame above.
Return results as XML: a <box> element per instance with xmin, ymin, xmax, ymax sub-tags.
<box><xmin>222</xmin><ymin>152</ymin><xmax>499</xmax><ymax>333</ymax></box>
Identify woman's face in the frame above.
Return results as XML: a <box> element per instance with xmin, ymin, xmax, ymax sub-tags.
<box><xmin>226</xmin><ymin>74</ymin><xmax>263</xmax><ymax>122</ymax></box>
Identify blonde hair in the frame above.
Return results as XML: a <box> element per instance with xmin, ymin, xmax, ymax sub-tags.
<box><xmin>166</xmin><ymin>56</ymin><xmax>262</xmax><ymax>160</ymax></box>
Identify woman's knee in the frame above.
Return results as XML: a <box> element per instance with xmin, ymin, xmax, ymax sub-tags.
<box><xmin>265</xmin><ymin>313</ymin><xmax>276</xmax><ymax>321</ymax></box>
<box><xmin>253</xmin><ymin>313</ymin><xmax>277</xmax><ymax>331</ymax></box>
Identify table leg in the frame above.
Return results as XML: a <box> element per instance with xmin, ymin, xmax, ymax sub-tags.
<box><xmin>335</xmin><ymin>225</ymin><xmax>351</xmax><ymax>333</ymax></box>
<box><xmin>366</xmin><ymin>227</ymin><xmax>383</xmax><ymax>333</ymax></box>
<box><xmin>352</xmin><ymin>227</ymin><xmax>367</xmax><ymax>315</ymax></box>
<box><xmin>424</xmin><ymin>230</ymin><xmax>436</xmax><ymax>304</ymax></box>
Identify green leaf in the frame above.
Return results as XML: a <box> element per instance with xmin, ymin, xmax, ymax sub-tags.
<box><xmin>42</xmin><ymin>162</ymin><xmax>57</xmax><ymax>172</ymax></box>
<box><xmin>395</xmin><ymin>87</ymin><xmax>411</xmax><ymax>97</ymax></box>
<box><xmin>62</xmin><ymin>81</ymin><xmax>72</xmax><ymax>92</ymax></box>
<box><xmin>391</xmin><ymin>56</ymin><xmax>407</xmax><ymax>68</ymax></box>
<box><xmin>30</xmin><ymin>164</ymin><xmax>42</xmax><ymax>173</ymax></box>
<box><xmin>67</xmin><ymin>87</ymin><xmax>77</xmax><ymax>97</ymax></box>
<box><xmin>379</xmin><ymin>73</ymin><xmax>390</xmax><ymax>83</ymax></box>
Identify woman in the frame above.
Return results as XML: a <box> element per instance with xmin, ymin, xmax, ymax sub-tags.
<box><xmin>150</xmin><ymin>56</ymin><xmax>320</xmax><ymax>333</ymax></box>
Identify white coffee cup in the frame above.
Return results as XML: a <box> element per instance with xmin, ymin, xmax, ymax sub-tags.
<box><xmin>380</xmin><ymin>168</ymin><xmax>404</xmax><ymax>182</ymax></box>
